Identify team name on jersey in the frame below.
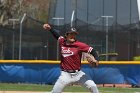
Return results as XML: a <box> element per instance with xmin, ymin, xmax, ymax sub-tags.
<box><xmin>61</xmin><ymin>47</ymin><xmax>74</xmax><ymax>57</ymax></box>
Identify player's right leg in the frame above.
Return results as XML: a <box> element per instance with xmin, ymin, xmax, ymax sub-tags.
<box><xmin>51</xmin><ymin>71</ymin><xmax>72</xmax><ymax>93</ymax></box>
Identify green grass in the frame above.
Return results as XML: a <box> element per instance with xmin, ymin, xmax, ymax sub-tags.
<box><xmin>0</xmin><ymin>83</ymin><xmax>48</xmax><ymax>91</ymax></box>
<box><xmin>0</xmin><ymin>83</ymin><xmax>140</xmax><ymax>93</ymax></box>
<box><xmin>0</xmin><ymin>83</ymin><xmax>89</xmax><ymax>92</ymax></box>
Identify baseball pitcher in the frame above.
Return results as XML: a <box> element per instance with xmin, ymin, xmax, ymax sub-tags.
<box><xmin>43</xmin><ymin>24</ymin><xmax>99</xmax><ymax>93</ymax></box>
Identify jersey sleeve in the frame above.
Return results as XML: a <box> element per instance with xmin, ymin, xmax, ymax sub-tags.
<box><xmin>78</xmin><ymin>42</ymin><xmax>93</xmax><ymax>53</ymax></box>
<box><xmin>50</xmin><ymin>28</ymin><xmax>60</xmax><ymax>40</ymax></box>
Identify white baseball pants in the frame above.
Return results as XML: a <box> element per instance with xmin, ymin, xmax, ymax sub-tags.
<box><xmin>51</xmin><ymin>70</ymin><xmax>99</xmax><ymax>93</ymax></box>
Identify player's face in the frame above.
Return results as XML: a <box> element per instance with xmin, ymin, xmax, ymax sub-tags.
<box><xmin>66</xmin><ymin>33</ymin><xmax>77</xmax><ymax>43</ymax></box>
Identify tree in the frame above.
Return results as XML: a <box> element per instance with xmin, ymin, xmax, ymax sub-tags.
<box><xmin>0</xmin><ymin>0</ymin><xmax>50</xmax><ymax>26</ymax></box>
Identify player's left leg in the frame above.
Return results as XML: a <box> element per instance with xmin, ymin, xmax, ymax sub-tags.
<box><xmin>78</xmin><ymin>71</ymin><xmax>99</xmax><ymax>93</ymax></box>
<box><xmin>84</xmin><ymin>79</ymin><xmax>99</xmax><ymax>93</ymax></box>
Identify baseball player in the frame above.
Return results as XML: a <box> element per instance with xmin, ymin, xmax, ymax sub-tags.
<box><xmin>43</xmin><ymin>23</ymin><xmax>99</xmax><ymax>93</ymax></box>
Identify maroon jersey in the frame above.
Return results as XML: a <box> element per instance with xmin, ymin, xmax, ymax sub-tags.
<box><xmin>58</xmin><ymin>36</ymin><xmax>93</xmax><ymax>70</ymax></box>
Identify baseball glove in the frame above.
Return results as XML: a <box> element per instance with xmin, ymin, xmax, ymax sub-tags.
<box><xmin>84</xmin><ymin>53</ymin><xmax>99</xmax><ymax>67</ymax></box>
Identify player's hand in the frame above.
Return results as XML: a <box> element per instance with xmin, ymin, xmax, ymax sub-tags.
<box><xmin>85</xmin><ymin>53</ymin><xmax>99</xmax><ymax>67</ymax></box>
<box><xmin>88</xmin><ymin>59</ymin><xmax>99</xmax><ymax>67</ymax></box>
<box><xmin>94</xmin><ymin>61</ymin><xmax>99</xmax><ymax>67</ymax></box>
<box><xmin>95</xmin><ymin>61</ymin><xmax>99</xmax><ymax>67</ymax></box>
<box><xmin>43</xmin><ymin>24</ymin><xmax>51</xmax><ymax>31</ymax></box>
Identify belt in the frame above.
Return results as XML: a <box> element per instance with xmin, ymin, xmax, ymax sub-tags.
<box><xmin>62</xmin><ymin>69</ymin><xmax>80</xmax><ymax>73</ymax></box>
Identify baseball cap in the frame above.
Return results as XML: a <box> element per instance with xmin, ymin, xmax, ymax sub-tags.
<box><xmin>65</xmin><ymin>28</ymin><xmax>79</xmax><ymax>35</ymax></box>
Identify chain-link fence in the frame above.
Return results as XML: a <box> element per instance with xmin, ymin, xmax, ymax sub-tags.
<box><xmin>0</xmin><ymin>0</ymin><xmax>140</xmax><ymax>60</ymax></box>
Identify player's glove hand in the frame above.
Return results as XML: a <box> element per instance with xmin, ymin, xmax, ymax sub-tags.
<box><xmin>85</xmin><ymin>53</ymin><xmax>99</xmax><ymax>67</ymax></box>
<box><xmin>43</xmin><ymin>24</ymin><xmax>51</xmax><ymax>31</ymax></box>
